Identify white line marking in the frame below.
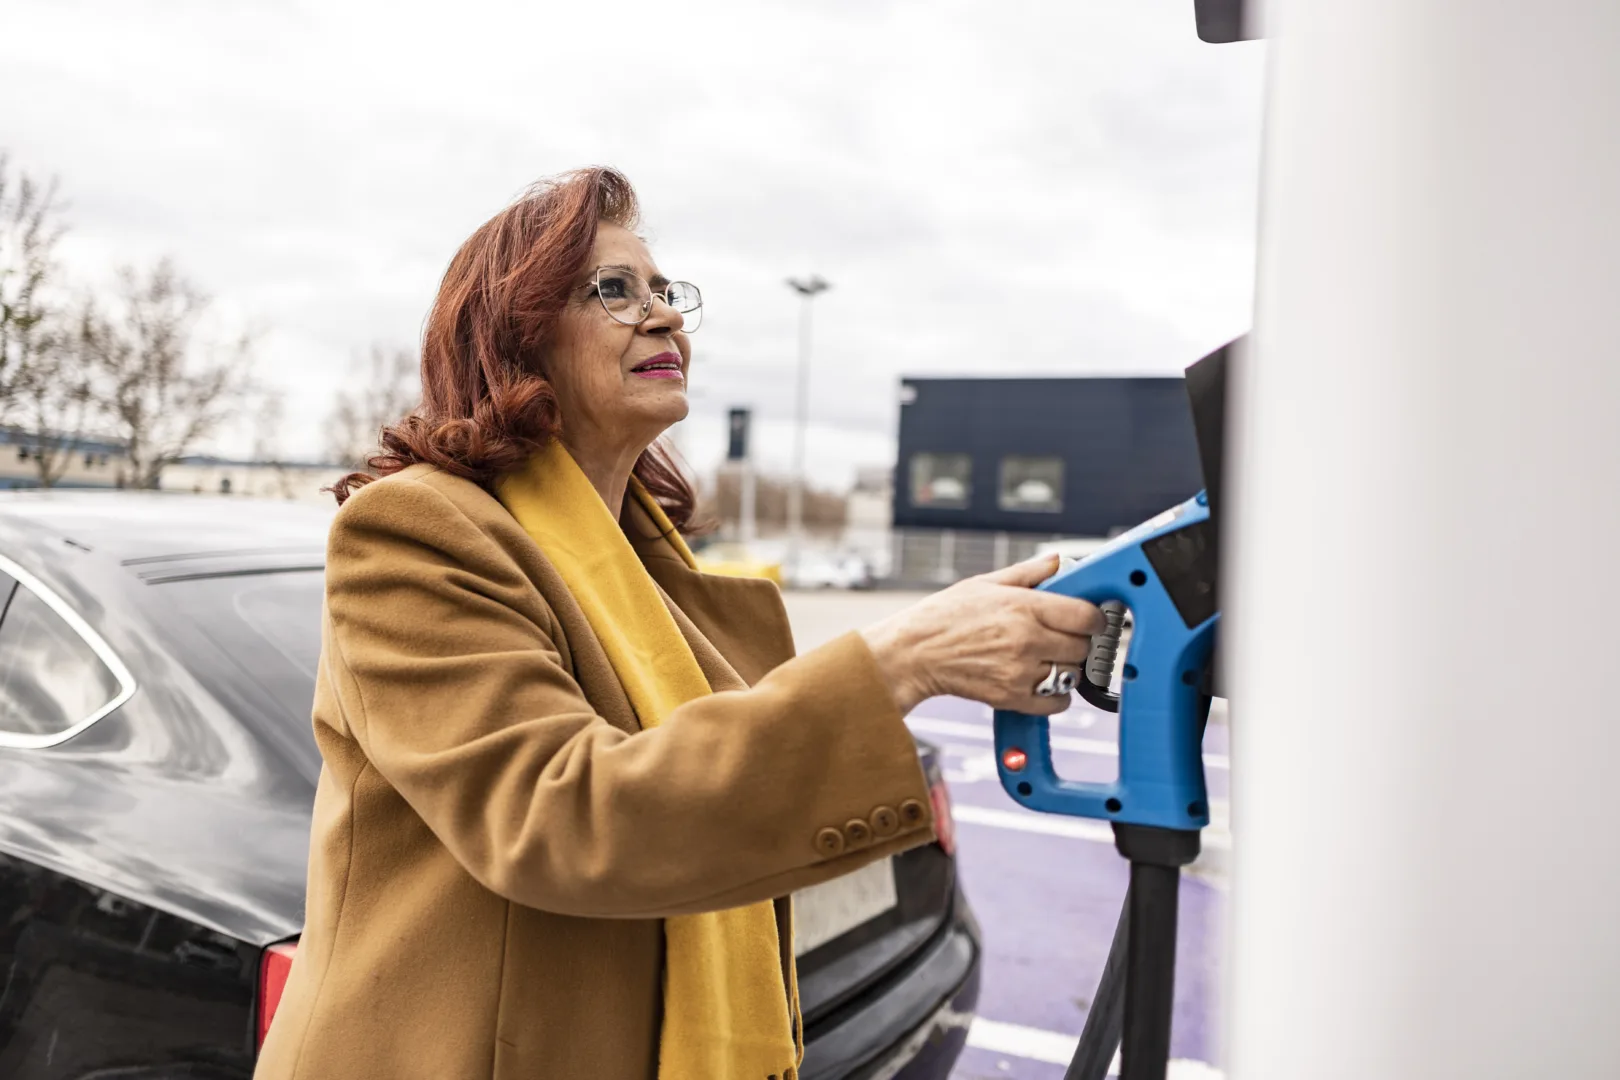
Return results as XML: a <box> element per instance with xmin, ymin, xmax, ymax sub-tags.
<box><xmin>966</xmin><ymin>1017</ymin><xmax>1224</xmax><ymax>1078</ymax></box>
<box><xmin>951</xmin><ymin>803</ymin><xmax>1231</xmax><ymax>851</ymax></box>
<box><xmin>1161</xmin><ymin>1063</ymin><xmax>1227</xmax><ymax>1079</ymax></box>
<box><xmin>966</xmin><ymin>1016</ymin><xmax>1093</xmax><ymax>1065</ymax></box>
<box><xmin>952</xmin><ymin>804</ymin><xmax>1115</xmax><ymax>843</ymax></box>
<box><xmin>909</xmin><ymin>714</ymin><xmax>1231</xmax><ymax>770</ymax></box>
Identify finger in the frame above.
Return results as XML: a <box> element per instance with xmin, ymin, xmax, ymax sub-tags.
<box><xmin>982</xmin><ymin>553</ymin><xmax>1061</xmax><ymax>589</ymax></box>
<box><xmin>1023</xmin><ymin>626</ymin><xmax>1095</xmax><ymax>665</ymax></box>
<box><xmin>1026</xmin><ymin>592</ymin><xmax>1108</xmax><ymax>637</ymax></box>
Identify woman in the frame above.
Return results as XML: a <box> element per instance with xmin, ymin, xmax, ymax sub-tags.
<box><xmin>255</xmin><ymin>167</ymin><xmax>1103</xmax><ymax>1080</ymax></box>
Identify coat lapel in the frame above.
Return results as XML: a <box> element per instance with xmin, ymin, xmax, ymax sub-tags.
<box><xmin>622</xmin><ymin>497</ymin><xmax>798</xmax><ymax>688</ymax></box>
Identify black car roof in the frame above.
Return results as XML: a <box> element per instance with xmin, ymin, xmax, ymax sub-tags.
<box><xmin>0</xmin><ymin>490</ymin><xmax>336</xmax><ymax>570</ymax></box>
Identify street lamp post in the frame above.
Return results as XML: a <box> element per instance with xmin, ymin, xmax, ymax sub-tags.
<box><xmin>785</xmin><ymin>274</ymin><xmax>830</xmax><ymax>581</ymax></box>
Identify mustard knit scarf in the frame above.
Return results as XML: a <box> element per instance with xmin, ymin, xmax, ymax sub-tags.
<box><xmin>495</xmin><ymin>439</ymin><xmax>802</xmax><ymax>1080</ymax></box>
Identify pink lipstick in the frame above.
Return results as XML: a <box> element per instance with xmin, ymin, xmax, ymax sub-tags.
<box><xmin>630</xmin><ymin>352</ymin><xmax>684</xmax><ymax>380</ymax></box>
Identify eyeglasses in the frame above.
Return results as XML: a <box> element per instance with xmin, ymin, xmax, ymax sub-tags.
<box><xmin>588</xmin><ymin>266</ymin><xmax>703</xmax><ymax>334</ymax></box>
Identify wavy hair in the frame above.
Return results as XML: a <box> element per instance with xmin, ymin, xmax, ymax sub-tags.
<box><xmin>330</xmin><ymin>167</ymin><xmax>700</xmax><ymax>532</ymax></box>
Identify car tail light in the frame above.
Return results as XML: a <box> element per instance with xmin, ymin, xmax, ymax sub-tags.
<box><xmin>928</xmin><ymin>777</ymin><xmax>956</xmax><ymax>857</ymax></box>
<box><xmin>257</xmin><ymin>941</ymin><xmax>298</xmax><ymax>1049</ymax></box>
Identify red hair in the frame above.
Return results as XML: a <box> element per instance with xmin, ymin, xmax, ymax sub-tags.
<box><xmin>330</xmin><ymin>167</ymin><xmax>701</xmax><ymax>533</ymax></box>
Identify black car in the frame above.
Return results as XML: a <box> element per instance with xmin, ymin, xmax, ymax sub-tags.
<box><xmin>0</xmin><ymin>491</ymin><xmax>980</xmax><ymax>1080</ymax></box>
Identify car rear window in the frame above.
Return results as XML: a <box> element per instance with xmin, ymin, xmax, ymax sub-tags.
<box><xmin>145</xmin><ymin>570</ymin><xmax>326</xmax><ymax>781</ymax></box>
<box><xmin>0</xmin><ymin>577</ymin><xmax>122</xmax><ymax>738</ymax></box>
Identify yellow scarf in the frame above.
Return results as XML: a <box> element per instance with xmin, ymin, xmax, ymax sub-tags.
<box><xmin>495</xmin><ymin>439</ymin><xmax>802</xmax><ymax>1080</ymax></box>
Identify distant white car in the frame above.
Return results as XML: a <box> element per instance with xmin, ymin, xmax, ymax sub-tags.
<box><xmin>786</xmin><ymin>550</ymin><xmax>874</xmax><ymax>590</ymax></box>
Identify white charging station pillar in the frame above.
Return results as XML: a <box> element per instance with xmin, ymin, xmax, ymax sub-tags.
<box><xmin>1226</xmin><ymin>2</ymin><xmax>1620</xmax><ymax>1077</ymax></box>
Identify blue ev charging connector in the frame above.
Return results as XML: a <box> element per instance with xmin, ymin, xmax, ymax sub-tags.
<box><xmin>993</xmin><ymin>490</ymin><xmax>1219</xmax><ymax>831</ymax></box>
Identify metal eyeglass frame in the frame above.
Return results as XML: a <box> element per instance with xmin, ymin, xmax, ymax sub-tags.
<box><xmin>590</xmin><ymin>266</ymin><xmax>703</xmax><ymax>333</ymax></box>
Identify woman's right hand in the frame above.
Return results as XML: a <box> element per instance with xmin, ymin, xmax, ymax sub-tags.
<box><xmin>859</xmin><ymin>554</ymin><xmax>1106</xmax><ymax>718</ymax></box>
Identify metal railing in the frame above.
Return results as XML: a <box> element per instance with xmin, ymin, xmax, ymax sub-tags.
<box><xmin>885</xmin><ymin>527</ymin><xmax>1085</xmax><ymax>587</ymax></box>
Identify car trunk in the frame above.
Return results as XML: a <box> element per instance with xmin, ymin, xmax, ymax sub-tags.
<box><xmin>793</xmin><ymin>739</ymin><xmax>956</xmax><ymax>1027</ymax></box>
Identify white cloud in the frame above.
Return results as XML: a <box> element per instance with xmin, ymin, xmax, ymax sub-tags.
<box><xmin>1</xmin><ymin>0</ymin><xmax>1265</xmax><ymax>489</ymax></box>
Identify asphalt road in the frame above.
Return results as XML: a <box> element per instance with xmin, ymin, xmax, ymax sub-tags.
<box><xmin>779</xmin><ymin>591</ymin><xmax>1229</xmax><ymax>1080</ymax></box>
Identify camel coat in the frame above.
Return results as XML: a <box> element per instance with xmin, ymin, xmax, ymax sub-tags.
<box><xmin>253</xmin><ymin>464</ymin><xmax>937</xmax><ymax>1080</ymax></box>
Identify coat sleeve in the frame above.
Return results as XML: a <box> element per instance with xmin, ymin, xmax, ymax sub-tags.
<box><xmin>320</xmin><ymin>475</ymin><xmax>938</xmax><ymax>919</ymax></box>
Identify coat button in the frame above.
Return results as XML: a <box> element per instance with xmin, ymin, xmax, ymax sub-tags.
<box><xmin>899</xmin><ymin>798</ymin><xmax>928</xmax><ymax>826</ymax></box>
<box><xmin>815</xmin><ymin>827</ymin><xmax>845</xmax><ymax>857</ymax></box>
<box><xmin>843</xmin><ymin>819</ymin><xmax>872</xmax><ymax>847</ymax></box>
<box><xmin>870</xmin><ymin>806</ymin><xmax>899</xmax><ymax>836</ymax></box>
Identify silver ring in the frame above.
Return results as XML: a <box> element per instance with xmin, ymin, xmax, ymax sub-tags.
<box><xmin>1035</xmin><ymin>663</ymin><xmax>1079</xmax><ymax>697</ymax></box>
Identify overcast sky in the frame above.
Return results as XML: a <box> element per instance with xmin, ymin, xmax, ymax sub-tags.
<box><xmin>1</xmin><ymin>0</ymin><xmax>1266</xmax><ymax>490</ymax></box>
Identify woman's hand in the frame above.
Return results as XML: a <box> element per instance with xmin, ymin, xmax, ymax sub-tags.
<box><xmin>860</xmin><ymin>554</ymin><xmax>1106</xmax><ymax>717</ymax></box>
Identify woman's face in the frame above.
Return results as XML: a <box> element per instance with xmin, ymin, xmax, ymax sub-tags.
<box><xmin>545</xmin><ymin>221</ymin><xmax>692</xmax><ymax>456</ymax></box>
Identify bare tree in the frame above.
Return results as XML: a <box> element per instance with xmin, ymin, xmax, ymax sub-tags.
<box><xmin>12</xmin><ymin>301</ymin><xmax>99</xmax><ymax>488</ymax></box>
<box><xmin>250</xmin><ymin>387</ymin><xmax>308</xmax><ymax>500</ymax></box>
<box><xmin>706</xmin><ymin>469</ymin><xmax>848</xmax><ymax>532</ymax></box>
<box><xmin>0</xmin><ymin>153</ymin><xmax>66</xmax><ymax>420</ymax></box>
<box><xmin>87</xmin><ymin>260</ymin><xmax>252</xmax><ymax>489</ymax></box>
<box><xmin>326</xmin><ymin>344</ymin><xmax>420</xmax><ymax>466</ymax></box>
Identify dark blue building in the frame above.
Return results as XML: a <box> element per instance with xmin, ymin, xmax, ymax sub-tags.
<box><xmin>892</xmin><ymin>377</ymin><xmax>1203</xmax><ymax>538</ymax></box>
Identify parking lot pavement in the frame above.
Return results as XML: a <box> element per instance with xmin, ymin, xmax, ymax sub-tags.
<box><xmin>779</xmin><ymin>590</ymin><xmax>1229</xmax><ymax>1080</ymax></box>
<box><xmin>778</xmin><ymin>588</ymin><xmax>923</xmax><ymax>653</ymax></box>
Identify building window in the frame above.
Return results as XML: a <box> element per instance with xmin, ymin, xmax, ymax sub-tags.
<box><xmin>909</xmin><ymin>453</ymin><xmax>972</xmax><ymax>510</ymax></box>
<box><xmin>999</xmin><ymin>456</ymin><xmax>1064</xmax><ymax>513</ymax></box>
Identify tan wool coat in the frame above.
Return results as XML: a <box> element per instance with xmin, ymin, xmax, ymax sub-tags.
<box><xmin>253</xmin><ymin>464</ymin><xmax>938</xmax><ymax>1080</ymax></box>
